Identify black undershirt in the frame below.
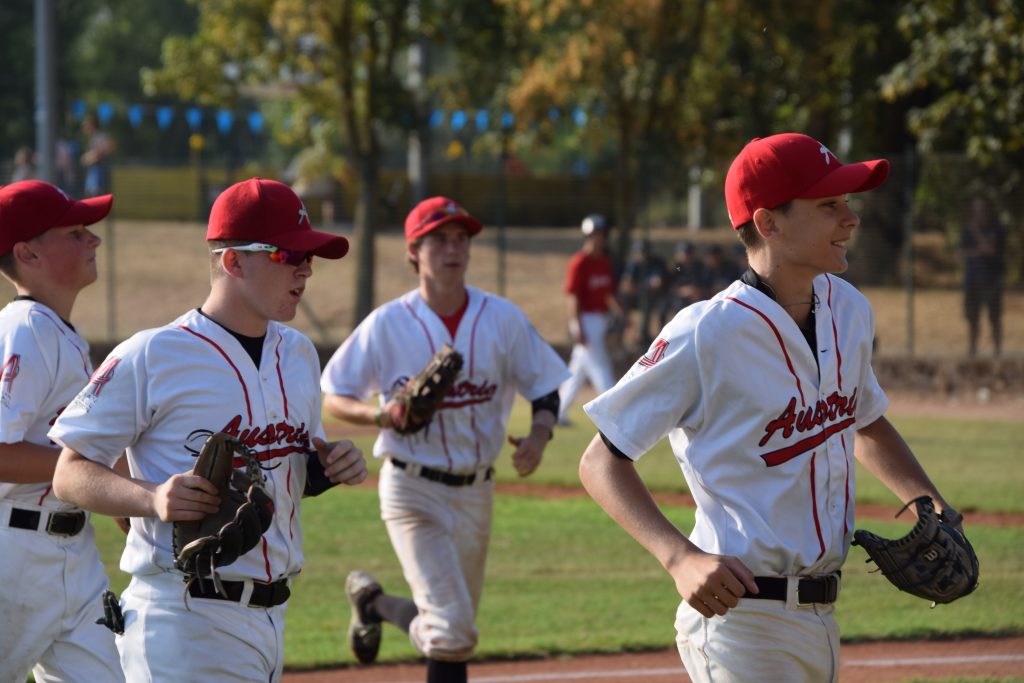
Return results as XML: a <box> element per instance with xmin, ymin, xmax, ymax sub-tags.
<box><xmin>601</xmin><ymin>268</ymin><xmax>819</xmax><ymax>461</ymax></box>
<box><xmin>196</xmin><ymin>307</ymin><xmax>265</xmax><ymax>368</ymax></box>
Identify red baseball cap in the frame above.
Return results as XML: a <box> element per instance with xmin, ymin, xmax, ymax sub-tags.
<box><xmin>725</xmin><ymin>133</ymin><xmax>890</xmax><ymax>229</ymax></box>
<box><xmin>0</xmin><ymin>181</ymin><xmax>113</xmax><ymax>256</ymax></box>
<box><xmin>207</xmin><ymin>178</ymin><xmax>349</xmax><ymax>258</ymax></box>
<box><xmin>404</xmin><ymin>196</ymin><xmax>483</xmax><ymax>243</ymax></box>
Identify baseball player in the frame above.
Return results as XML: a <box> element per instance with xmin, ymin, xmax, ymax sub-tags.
<box><xmin>321</xmin><ymin>196</ymin><xmax>569</xmax><ymax>683</ymax></box>
<box><xmin>557</xmin><ymin>214</ymin><xmax>622</xmax><ymax>424</ymax></box>
<box><xmin>48</xmin><ymin>178</ymin><xmax>368</xmax><ymax>683</ymax></box>
<box><xmin>0</xmin><ymin>180</ymin><xmax>124</xmax><ymax>683</ymax></box>
<box><xmin>579</xmin><ymin>133</ymin><xmax>963</xmax><ymax>683</ymax></box>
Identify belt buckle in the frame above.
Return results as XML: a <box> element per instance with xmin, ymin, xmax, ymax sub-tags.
<box><xmin>46</xmin><ymin>511</ymin><xmax>83</xmax><ymax>537</ymax></box>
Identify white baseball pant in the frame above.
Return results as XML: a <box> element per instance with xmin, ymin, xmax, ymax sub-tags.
<box><xmin>379</xmin><ymin>458</ymin><xmax>494</xmax><ymax>661</ymax></box>
<box><xmin>558</xmin><ymin>311</ymin><xmax>616</xmax><ymax>421</ymax></box>
<box><xmin>117</xmin><ymin>572</ymin><xmax>288</xmax><ymax>682</ymax></box>
<box><xmin>675</xmin><ymin>598</ymin><xmax>840</xmax><ymax>683</ymax></box>
<box><xmin>0</xmin><ymin>503</ymin><xmax>123</xmax><ymax>683</ymax></box>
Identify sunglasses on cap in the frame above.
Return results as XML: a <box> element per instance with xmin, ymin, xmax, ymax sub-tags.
<box><xmin>414</xmin><ymin>204</ymin><xmax>470</xmax><ymax>233</ymax></box>
<box><xmin>211</xmin><ymin>242</ymin><xmax>313</xmax><ymax>266</ymax></box>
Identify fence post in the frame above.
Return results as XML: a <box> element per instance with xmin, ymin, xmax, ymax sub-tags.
<box><xmin>902</xmin><ymin>145</ymin><xmax>915</xmax><ymax>356</ymax></box>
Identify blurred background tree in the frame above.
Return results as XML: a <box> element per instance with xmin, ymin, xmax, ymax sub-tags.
<box><xmin>3</xmin><ymin>0</ymin><xmax>1021</xmax><ymax>325</ymax></box>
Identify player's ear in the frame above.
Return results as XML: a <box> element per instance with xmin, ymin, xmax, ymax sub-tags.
<box><xmin>11</xmin><ymin>241</ymin><xmax>40</xmax><ymax>268</ymax></box>
<box><xmin>751</xmin><ymin>208</ymin><xmax>778</xmax><ymax>240</ymax></box>
<box><xmin>218</xmin><ymin>248</ymin><xmax>245</xmax><ymax>278</ymax></box>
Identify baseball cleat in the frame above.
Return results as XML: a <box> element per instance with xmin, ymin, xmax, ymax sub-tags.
<box><xmin>345</xmin><ymin>570</ymin><xmax>384</xmax><ymax>664</ymax></box>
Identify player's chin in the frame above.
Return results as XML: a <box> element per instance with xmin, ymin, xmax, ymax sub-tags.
<box><xmin>272</xmin><ymin>301</ymin><xmax>301</xmax><ymax>322</ymax></box>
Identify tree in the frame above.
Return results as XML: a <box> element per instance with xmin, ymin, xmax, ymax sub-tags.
<box><xmin>880</xmin><ymin>0</ymin><xmax>1023</xmax><ymax>170</ymax></box>
<box><xmin>497</xmin><ymin>0</ymin><xmax>709</xmax><ymax>257</ymax></box>
<box><xmin>144</xmin><ymin>0</ymin><xmax>413</xmax><ymax>326</ymax></box>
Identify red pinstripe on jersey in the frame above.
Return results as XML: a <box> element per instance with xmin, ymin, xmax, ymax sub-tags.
<box><xmin>466</xmin><ymin>297</ymin><xmax>489</xmax><ymax>468</ymax></box>
<box><xmin>179</xmin><ymin>325</ymin><xmax>253</xmax><ymax>424</ymax></box>
<box><xmin>403</xmin><ymin>297</ymin><xmax>452</xmax><ymax>470</ymax></box>
<box><xmin>273</xmin><ymin>334</ymin><xmax>289</xmax><ymax>420</ymax></box>
<box><xmin>725</xmin><ymin>297</ymin><xmax>806</xmax><ymax>407</ymax></box>
<box><xmin>29</xmin><ymin>307</ymin><xmax>89</xmax><ymax>375</ymax></box>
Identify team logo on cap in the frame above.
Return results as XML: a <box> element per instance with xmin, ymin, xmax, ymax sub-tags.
<box><xmin>298</xmin><ymin>205</ymin><xmax>310</xmax><ymax>226</ymax></box>
<box><xmin>818</xmin><ymin>143</ymin><xmax>836</xmax><ymax>165</ymax></box>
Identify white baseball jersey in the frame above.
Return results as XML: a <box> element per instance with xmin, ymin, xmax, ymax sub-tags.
<box><xmin>49</xmin><ymin>308</ymin><xmax>324</xmax><ymax>582</ymax></box>
<box><xmin>322</xmin><ymin>286</ymin><xmax>569</xmax><ymax>471</ymax></box>
<box><xmin>0</xmin><ymin>299</ymin><xmax>92</xmax><ymax>508</ymax></box>
<box><xmin>0</xmin><ymin>298</ymin><xmax>123</xmax><ymax>683</ymax></box>
<box><xmin>586</xmin><ymin>274</ymin><xmax>888</xmax><ymax>577</ymax></box>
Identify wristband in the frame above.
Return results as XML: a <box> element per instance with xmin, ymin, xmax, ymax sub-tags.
<box><xmin>531</xmin><ymin>422</ymin><xmax>554</xmax><ymax>441</ymax></box>
<box><xmin>374</xmin><ymin>408</ymin><xmax>385</xmax><ymax>428</ymax></box>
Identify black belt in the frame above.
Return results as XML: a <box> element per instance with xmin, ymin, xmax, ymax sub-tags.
<box><xmin>187</xmin><ymin>578</ymin><xmax>291</xmax><ymax>608</ymax></box>
<box><xmin>391</xmin><ymin>458</ymin><xmax>494</xmax><ymax>487</ymax></box>
<box><xmin>8</xmin><ymin>507</ymin><xmax>86</xmax><ymax>537</ymax></box>
<box><xmin>747</xmin><ymin>574</ymin><xmax>840</xmax><ymax>604</ymax></box>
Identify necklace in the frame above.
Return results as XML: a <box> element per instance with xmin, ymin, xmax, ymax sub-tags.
<box><xmin>780</xmin><ymin>293</ymin><xmax>821</xmax><ymax>309</ymax></box>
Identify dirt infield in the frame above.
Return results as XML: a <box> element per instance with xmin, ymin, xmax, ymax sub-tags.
<box><xmin>283</xmin><ymin>635</ymin><xmax>1024</xmax><ymax>682</ymax></box>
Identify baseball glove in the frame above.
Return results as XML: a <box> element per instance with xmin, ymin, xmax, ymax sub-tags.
<box><xmin>852</xmin><ymin>496</ymin><xmax>979</xmax><ymax>605</ymax></box>
<box><xmin>172</xmin><ymin>432</ymin><xmax>274</xmax><ymax>597</ymax></box>
<box><xmin>386</xmin><ymin>344</ymin><xmax>463</xmax><ymax>435</ymax></box>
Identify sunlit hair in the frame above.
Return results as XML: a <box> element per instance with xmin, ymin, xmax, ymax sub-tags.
<box><xmin>208</xmin><ymin>239</ymin><xmax>250</xmax><ymax>281</ymax></box>
<box><xmin>407</xmin><ymin>238</ymin><xmax>422</xmax><ymax>274</ymax></box>
<box><xmin>737</xmin><ymin>200</ymin><xmax>792</xmax><ymax>251</ymax></box>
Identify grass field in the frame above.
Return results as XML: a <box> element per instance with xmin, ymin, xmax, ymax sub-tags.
<box><xmin>88</xmin><ymin>401</ymin><xmax>1024</xmax><ymax>671</ymax></box>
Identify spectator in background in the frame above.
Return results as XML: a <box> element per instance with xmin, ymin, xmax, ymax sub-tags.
<box><xmin>700</xmin><ymin>243</ymin><xmax>742</xmax><ymax>298</ymax></box>
<box><xmin>665</xmin><ymin>241</ymin><xmax>706</xmax><ymax>324</ymax></box>
<box><xmin>56</xmin><ymin>136</ymin><xmax>81</xmax><ymax>195</ymax></box>
<box><xmin>10</xmin><ymin>147</ymin><xmax>35</xmax><ymax>182</ymax></box>
<box><xmin>618</xmin><ymin>237</ymin><xmax>668</xmax><ymax>347</ymax></box>
<box><xmin>80</xmin><ymin>115</ymin><xmax>115</xmax><ymax>197</ymax></box>
<box><xmin>960</xmin><ymin>196</ymin><xmax>1007</xmax><ymax>357</ymax></box>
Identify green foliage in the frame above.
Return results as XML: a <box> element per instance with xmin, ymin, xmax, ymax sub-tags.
<box><xmin>880</xmin><ymin>0</ymin><xmax>1024</xmax><ymax>166</ymax></box>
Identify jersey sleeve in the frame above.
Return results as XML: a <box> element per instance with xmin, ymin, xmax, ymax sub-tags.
<box><xmin>852</xmin><ymin>304</ymin><xmax>888</xmax><ymax>428</ymax></box>
<box><xmin>320</xmin><ymin>312</ymin><xmax>381</xmax><ymax>401</ymax></box>
<box><xmin>584</xmin><ymin>309</ymin><xmax>704</xmax><ymax>460</ymax></box>
<box><xmin>48</xmin><ymin>339</ymin><xmax>148</xmax><ymax>468</ymax></box>
<box><xmin>0</xmin><ymin>322</ymin><xmax>56</xmax><ymax>443</ymax></box>
<box><xmin>504</xmin><ymin>305</ymin><xmax>570</xmax><ymax>400</ymax></box>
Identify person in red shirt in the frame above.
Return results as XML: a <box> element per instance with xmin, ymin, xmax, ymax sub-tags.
<box><xmin>557</xmin><ymin>214</ymin><xmax>623</xmax><ymax>424</ymax></box>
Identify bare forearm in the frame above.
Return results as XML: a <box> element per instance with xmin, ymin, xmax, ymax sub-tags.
<box><xmin>855</xmin><ymin>415</ymin><xmax>949</xmax><ymax>510</ymax></box>
<box><xmin>323</xmin><ymin>393</ymin><xmax>378</xmax><ymax>426</ymax></box>
<box><xmin>52</xmin><ymin>448</ymin><xmax>158</xmax><ymax>517</ymax></box>
<box><xmin>579</xmin><ymin>434</ymin><xmax>696</xmax><ymax>572</ymax></box>
<box><xmin>0</xmin><ymin>441</ymin><xmax>61</xmax><ymax>483</ymax></box>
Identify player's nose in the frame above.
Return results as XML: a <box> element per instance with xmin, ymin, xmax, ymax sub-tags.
<box><xmin>86</xmin><ymin>228</ymin><xmax>102</xmax><ymax>247</ymax></box>
<box><xmin>840</xmin><ymin>204</ymin><xmax>860</xmax><ymax>230</ymax></box>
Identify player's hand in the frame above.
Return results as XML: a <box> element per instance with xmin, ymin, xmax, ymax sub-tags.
<box><xmin>152</xmin><ymin>472</ymin><xmax>221</xmax><ymax>522</ymax></box>
<box><xmin>669</xmin><ymin>549</ymin><xmax>758</xmax><ymax>618</ymax></box>
<box><xmin>507</xmin><ymin>432</ymin><xmax>546</xmax><ymax>477</ymax></box>
<box><xmin>313</xmin><ymin>437</ymin><xmax>368</xmax><ymax>486</ymax></box>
